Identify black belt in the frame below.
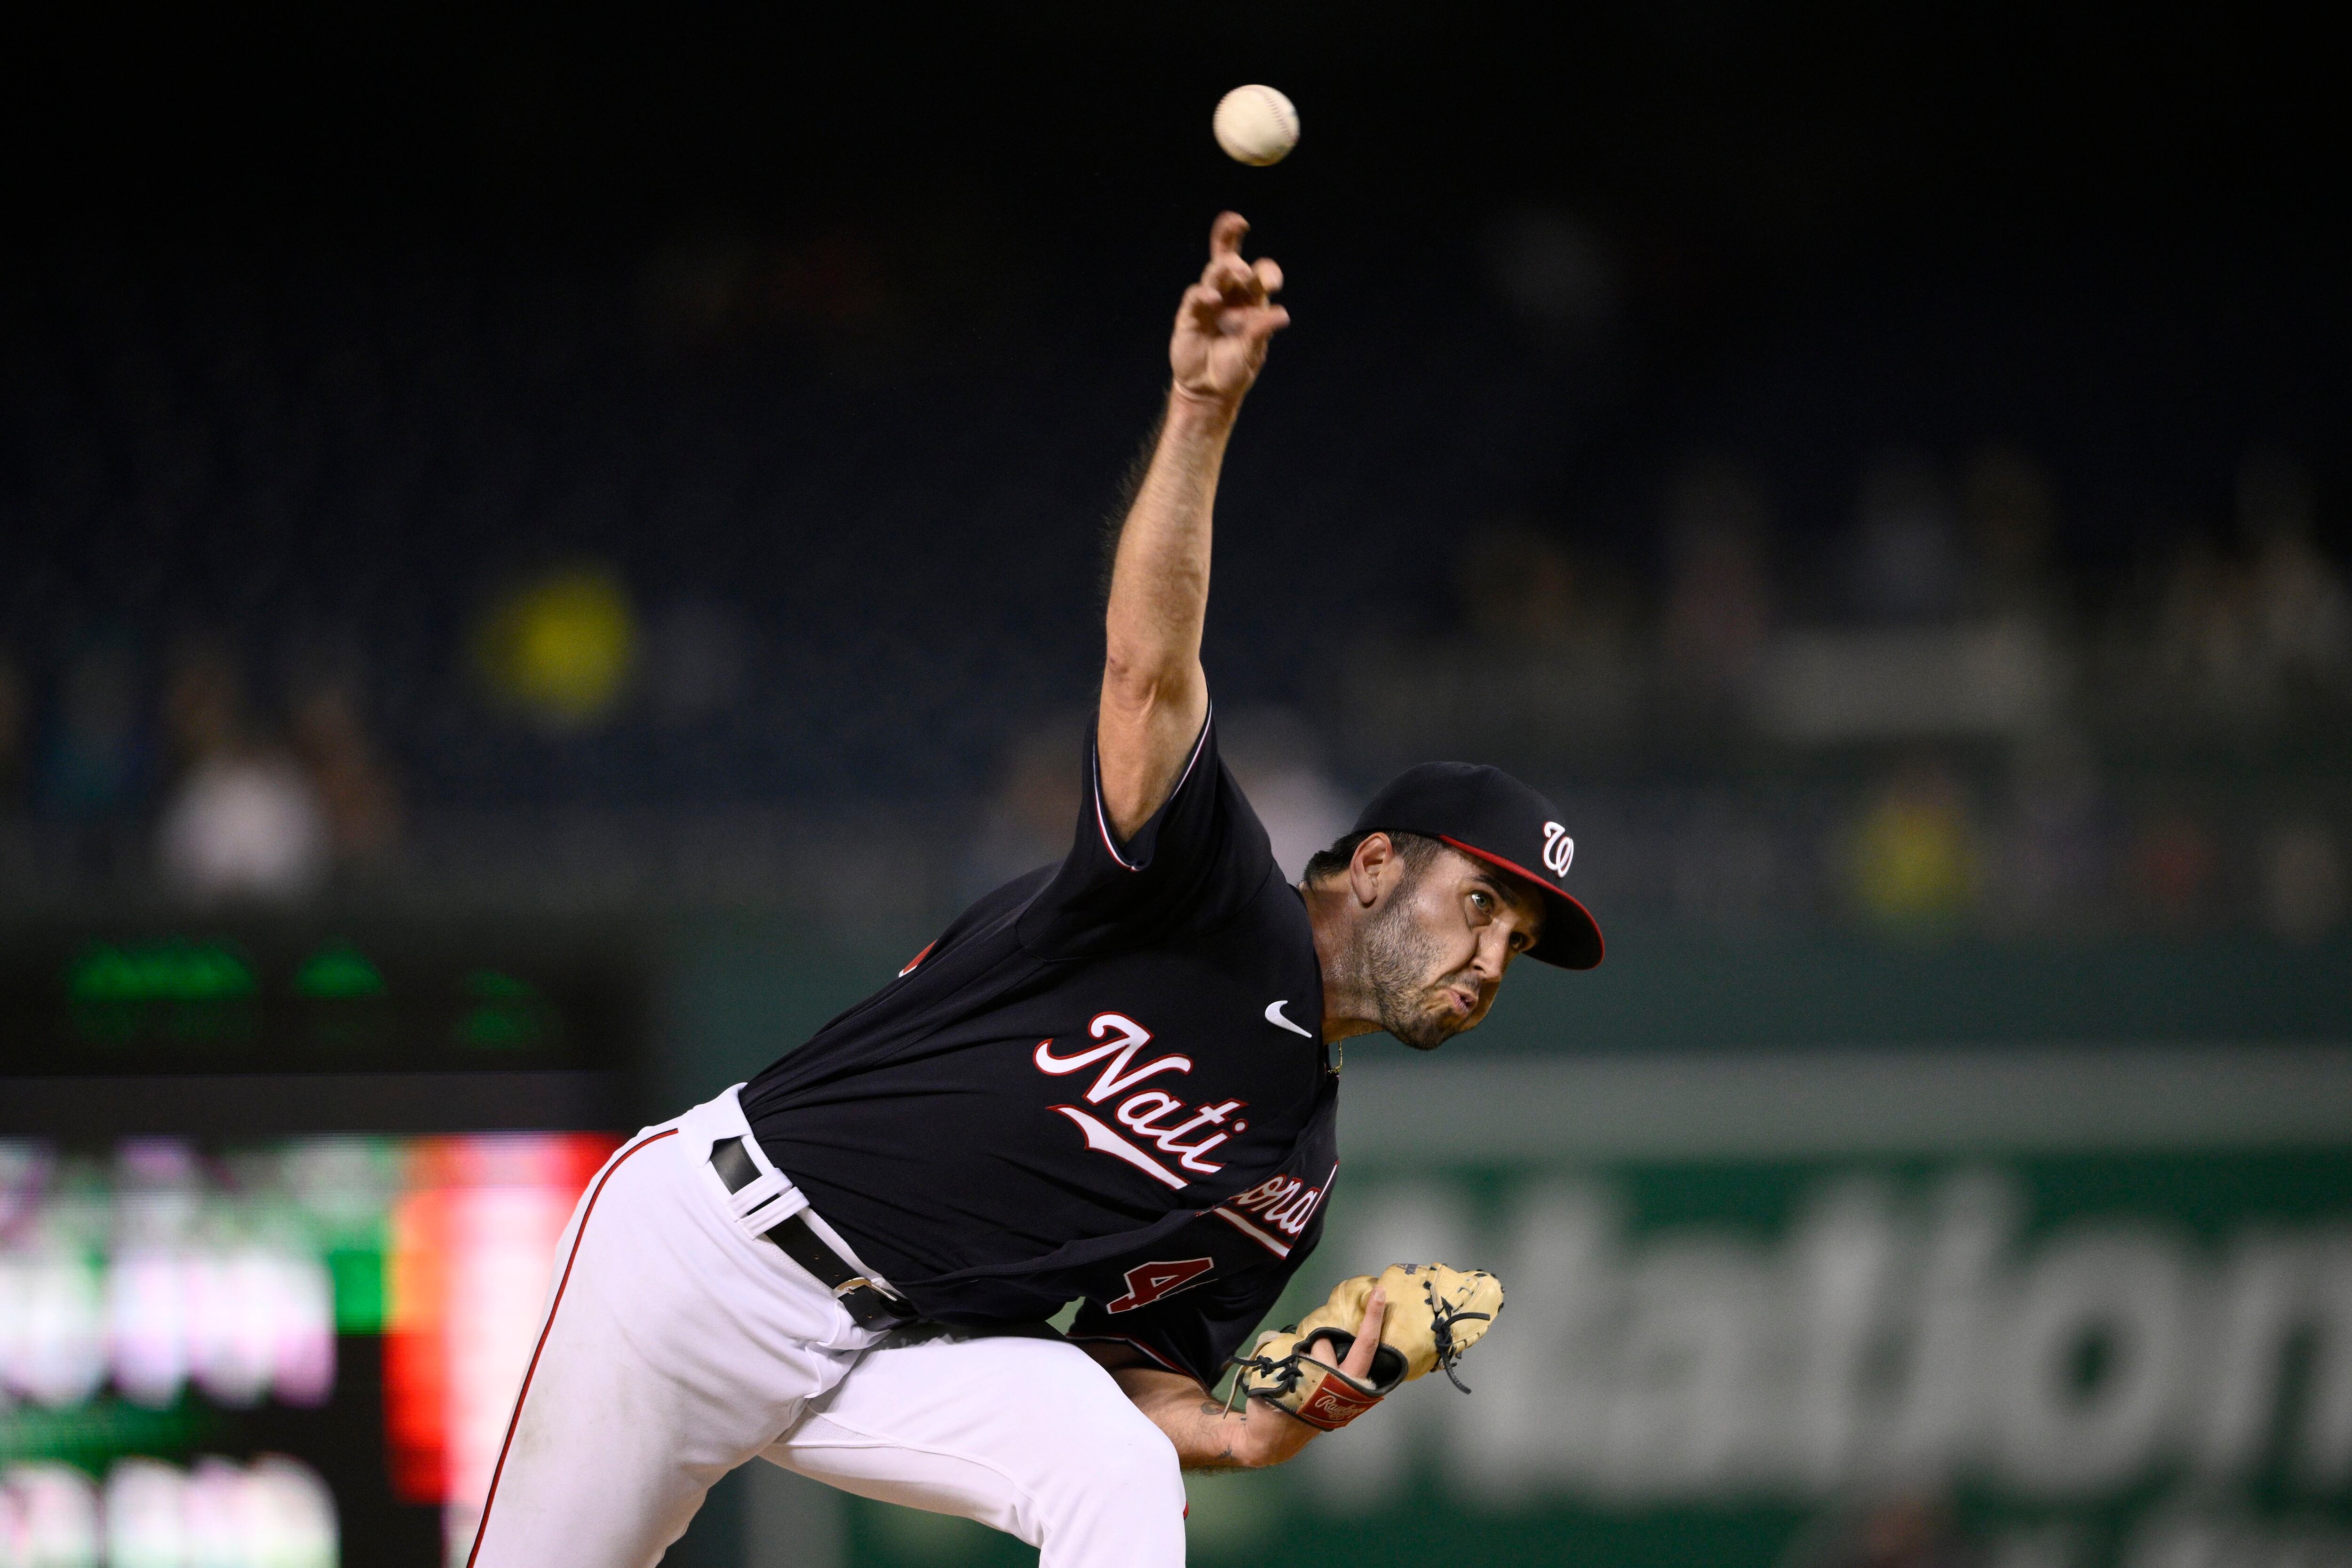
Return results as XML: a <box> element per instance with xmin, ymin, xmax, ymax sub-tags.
<box><xmin>710</xmin><ymin>1137</ymin><xmax>916</xmax><ymax>1330</ymax></box>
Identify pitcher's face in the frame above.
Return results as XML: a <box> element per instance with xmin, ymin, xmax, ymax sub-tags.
<box><xmin>1356</xmin><ymin>846</ymin><xmax>1543</xmax><ymax>1050</ymax></box>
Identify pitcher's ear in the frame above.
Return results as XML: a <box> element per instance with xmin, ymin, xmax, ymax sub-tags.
<box><xmin>1349</xmin><ymin>832</ymin><xmax>1398</xmax><ymax>907</ymax></box>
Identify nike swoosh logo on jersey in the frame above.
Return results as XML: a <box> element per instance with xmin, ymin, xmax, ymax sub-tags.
<box><xmin>1264</xmin><ymin>1000</ymin><xmax>1313</xmax><ymax>1038</ymax></box>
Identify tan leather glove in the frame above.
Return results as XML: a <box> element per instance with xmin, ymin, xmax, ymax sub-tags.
<box><xmin>1231</xmin><ymin>1263</ymin><xmax>1503</xmax><ymax>1431</ymax></box>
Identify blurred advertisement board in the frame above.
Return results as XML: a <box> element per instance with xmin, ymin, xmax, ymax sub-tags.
<box><xmin>0</xmin><ymin>1132</ymin><xmax>619</xmax><ymax>1568</ymax></box>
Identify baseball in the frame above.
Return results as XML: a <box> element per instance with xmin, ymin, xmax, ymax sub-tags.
<box><xmin>1213</xmin><ymin>85</ymin><xmax>1300</xmax><ymax>166</ymax></box>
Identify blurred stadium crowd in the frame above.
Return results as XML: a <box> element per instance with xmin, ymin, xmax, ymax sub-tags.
<box><xmin>0</xmin><ymin>238</ymin><xmax>2344</xmax><ymax>944</ymax></box>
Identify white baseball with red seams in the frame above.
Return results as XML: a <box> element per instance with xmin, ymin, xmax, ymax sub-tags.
<box><xmin>1213</xmin><ymin>86</ymin><xmax>1300</xmax><ymax>166</ymax></box>
<box><xmin>464</xmin><ymin>1086</ymin><xmax>1185</xmax><ymax>1568</ymax></box>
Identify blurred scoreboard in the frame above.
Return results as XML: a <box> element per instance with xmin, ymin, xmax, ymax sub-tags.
<box><xmin>1</xmin><ymin>921</ymin><xmax>650</xmax><ymax>1568</ymax></box>
<box><xmin>0</xmin><ymin>920</ymin><xmax>644</xmax><ymax>1136</ymax></box>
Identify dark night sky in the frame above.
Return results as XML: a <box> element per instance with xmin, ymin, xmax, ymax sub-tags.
<box><xmin>14</xmin><ymin>6</ymin><xmax>2339</xmax><ymax>249</ymax></box>
<box><xmin>6</xmin><ymin>4</ymin><xmax>2345</xmax><ymax>631</ymax></box>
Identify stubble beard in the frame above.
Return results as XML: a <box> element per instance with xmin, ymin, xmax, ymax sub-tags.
<box><xmin>1360</xmin><ymin>895</ymin><xmax>1469</xmax><ymax>1052</ymax></box>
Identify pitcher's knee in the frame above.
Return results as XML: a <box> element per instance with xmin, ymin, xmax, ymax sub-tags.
<box><xmin>1097</xmin><ymin>1424</ymin><xmax>1183</xmax><ymax>1501</ymax></box>
<box><xmin>1034</xmin><ymin>1425</ymin><xmax>1185</xmax><ymax>1567</ymax></box>
<box><xmin>1036</xmin><ymin>1390</ymin><xmax>1182</xmax><ymax>1514</ymax></box>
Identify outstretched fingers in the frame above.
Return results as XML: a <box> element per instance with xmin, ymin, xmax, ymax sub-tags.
<box><xmin>1201</xmin><ymin>248</ymin><xmax>1259</xmax><ymax>303</ymax></box>
<box><xmin>1339</xmin><ymin>1288</ymin><xmax>1387</xmax><ymax>1380</ymax></box>
<box><xmin>1169</xmin><ymin>210</ymin><xmax>1290</xmax><ymax>398</ymax></box>
<box><xmin>1181</xmin><ymin>281</ymin><xmax>1227</xmax><ymax>329</ymax></box>
<box><xmin>1240</xmin><ymin>302</ymin><xmax>1292</xmax><ymax>350</ymax></box>
<box><xmin>1200</xmin><ymin>214</ymin><xmax>1283</xmax><ymax>304</ymax></box>
<box><xmin>1208</xmin><ymin>210</ymin><xmax>1250</xmax><ymax>261</ymax></box>
<box><xmin>1184</xmin><ymin>287</ymin><xmax>1289</xmax><ymax>348</ymax></box>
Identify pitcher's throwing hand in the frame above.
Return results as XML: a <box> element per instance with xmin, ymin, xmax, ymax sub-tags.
<box><xmin>1171</xmin><ymin>211</ymin><xmax>1290</xmax><ymax>406</ymax></box>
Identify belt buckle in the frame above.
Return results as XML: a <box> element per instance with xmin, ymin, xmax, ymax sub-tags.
<box><xmin>834</xmin><ymin>1277</ymin><xmax>910</xmax><ymax>1327</ymax></box>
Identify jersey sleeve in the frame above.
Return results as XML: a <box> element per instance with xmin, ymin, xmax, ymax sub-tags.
<box><xmin>1017</xmin><ymin>707</ymin><xmax>1279</xmax><ymax>955</ymax></box>
<box><xmin>1065</xmin><ymin>1255</ymin><xmax>1304</xmax><ymax>1389</ymax></box>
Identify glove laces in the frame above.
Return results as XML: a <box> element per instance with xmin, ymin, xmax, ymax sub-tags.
<box><xmin>1425</xmin><ymin>1279</ymin><xmax>1494</xmax><ymax>1394</ymax></box>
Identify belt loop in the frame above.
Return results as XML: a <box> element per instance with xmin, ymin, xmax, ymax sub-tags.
<box><xmin>705</xmin><ymin>1134</ymin><xmax>801</xmax><ymax>1238</ymax></box>
<box><xmin>703</xmin><ymin>1133</ymin><xmax>914</xmax><ymax>1330</ymax></box>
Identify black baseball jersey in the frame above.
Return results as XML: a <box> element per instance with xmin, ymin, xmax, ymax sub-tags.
<box><xmin>739</xmin><ymin>711</ymin><xmax>1337</xmax><ymax>1385</ymax></box>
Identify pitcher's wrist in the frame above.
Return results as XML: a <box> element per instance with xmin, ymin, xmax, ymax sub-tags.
<box><xmin>1167</xmin><ymin>381</ymin><xmax>1243</xmax><ymax>429</ymax></box>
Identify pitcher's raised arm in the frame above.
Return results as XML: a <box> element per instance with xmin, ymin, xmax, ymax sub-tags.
<box><xmin>1097</xmin><ymin>211</ymin><xmax>1288</xmax><ymax>839</ymax></box>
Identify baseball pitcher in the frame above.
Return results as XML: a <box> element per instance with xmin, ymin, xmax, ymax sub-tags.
<box><xmin>469</xmin><ymin>211</ymin><xmax>1604</xmax><ymax>1568</ymax></box>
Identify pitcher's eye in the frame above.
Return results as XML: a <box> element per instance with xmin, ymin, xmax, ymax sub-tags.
<box><xmin>1470</xmin><ymin>890</ymin><xmax>1494</xmax><ymax>914</ymax></box>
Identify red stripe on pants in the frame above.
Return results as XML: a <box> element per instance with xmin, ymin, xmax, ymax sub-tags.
<box><xmin>466</xmin><ymin>1127</ymin><xmax>681</xmax><ymax>1568</ymax></box>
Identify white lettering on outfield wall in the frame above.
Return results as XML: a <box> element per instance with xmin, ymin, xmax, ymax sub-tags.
<box><xmin>1304</xmin><ymin>1171</ymin><xmax>2352</xmax><ymax>1509</ymax></box>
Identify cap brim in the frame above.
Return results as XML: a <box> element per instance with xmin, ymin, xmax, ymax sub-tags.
<box><xmin>1437</xmin><ymin>837</ymin><xmax>1606</xmax><ymax>970</ymax></box>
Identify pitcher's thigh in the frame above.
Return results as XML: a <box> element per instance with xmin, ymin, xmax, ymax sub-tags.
<box><xmin>767</xmin><ymin>1328</ymin><xmax>1187</xmax><ymax>1568</ymax></box>
<box><xmin>469</xmin><ymin>1306</ymin><xmax>720</xmax><ymax>1568</ymax></box>
<box><xmin>469</xmin><ymin>1129</ymin><xmax>835</xmax><ymax>1568</ymax></box>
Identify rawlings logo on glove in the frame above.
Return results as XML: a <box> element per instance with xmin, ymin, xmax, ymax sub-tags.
<box><xmin>1231</xmin><ymin>1262</ymin><xmax>1503</xmax><ymax>1431</ymax></box>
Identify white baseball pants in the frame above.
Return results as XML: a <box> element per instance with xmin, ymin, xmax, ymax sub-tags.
<box><xmin>465</xmin><ymin>1087</ymin><xmax>1188</xmax><ymax>1568</ymax></box>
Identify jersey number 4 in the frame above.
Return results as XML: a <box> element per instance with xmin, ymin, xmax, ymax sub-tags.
<box><xmin>1104</xmin><ymin>1257</ymin><xmax>1216</xmax><ymax>1314</ymax></box>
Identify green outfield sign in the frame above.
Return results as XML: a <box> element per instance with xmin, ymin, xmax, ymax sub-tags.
<box><xmin>850</xmin><ymin>1044</ymin><xmax>2352</xmax><ymax>1568</ymax></box>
